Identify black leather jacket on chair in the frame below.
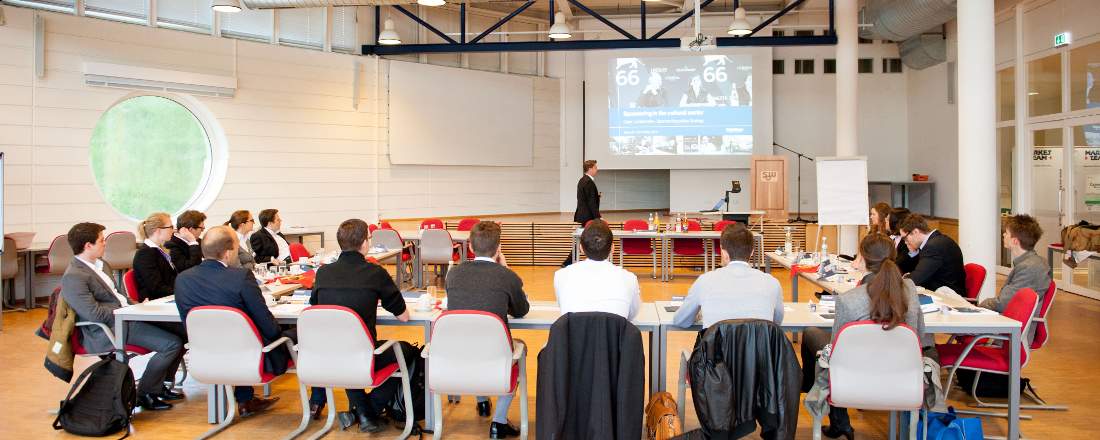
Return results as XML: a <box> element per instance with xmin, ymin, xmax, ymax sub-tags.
<box><xmin>688</xmin><ymin>319</ymin><xmax>801</xmax><ymax>440</ymax></box>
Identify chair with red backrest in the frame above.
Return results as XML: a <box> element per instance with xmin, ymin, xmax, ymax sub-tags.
<box><xmin>287</xmin><ymin>306</ymin><xmax>415</xmax><ymax>439</ymax></box>
<box><xmin>123</xmin><ymin>269</ymin><xmax>140</xmax><ymax>303</ymax></box>
<box><xmin>963</xmin><ymin>263</ymin><xmax>987</xmax><ymax>303</ymax></box>
<box><xmin>368</xmin><ymin>224</ymin><xmax>379</xmax><ymax>234</ymax></box>
<box><xmin>456</xmin><ymin>218</ymin><xmax>481</xmax><ymax>260</ymax></box>
<box><xmin>420</xmin><ymin>229</ymin><xmax>458</xmax><ymax>287</ymax></box>
<box><xmin>372</xmin><ymin>228</ymin><xmax>414</xmax><ymax>287</ymax></box>
<box><xmin>289</xmin><ymin>243</ymin><xmax>311</xmax><ymax>262</ymax></box>
<box><xmin>669</xmin><ymin>220</ymin><xmax>705</xmax><ymax>279</ymax></box>
<box><xmin>380</xmin><ymin>221</ymin><xmax>395</xmax><ymax>230</ymax></box>
<box><xmin>710</xmin><ymin>220</ymin><xmax>738</xmax><ymax>268</ymax></box>
<box><xmin>1009</xmin><ymin>280</ymin><xmax>1068</xmax><ymax>411</ymax></box>
<box><xmin>36</xmin><ymin>235</ymin><xmax>73</xmax><ymax>276</ymax></box>
<box><xmin>938</xmin><ymin>288</ymin><xmax>1042</xmax><ymax>414</ymax></box>
<box><xmin>185</xmin><ymin>306</ymin><xmax>297</xmax><ymax>439</ymax></box>
<box><xmin>619</xmin><ymin>220</ymin><xmax>657</xmax><ymax>279</ymax></box>
<box><xmin>420</xmin><ymin>218</ymin><xmax>445</xmax><ymax>230</ymax></box>
<box><xmin>103</xmin><ymin>231</ymin><xmax>137</xmax><ymax>286</ymax></box>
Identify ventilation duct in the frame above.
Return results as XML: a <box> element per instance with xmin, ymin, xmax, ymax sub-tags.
<box><xmin>242</xmin><ymin>0</ymin><xmax>493</xmax><ymax>8</ymax></box>
<box><xmin>898</xmin><ymin>33</ymin><xmax>946</xmax><ymax>70</ymax></box>
<box><xmin>860</xmin><ymin>0</ymin><xmax>956</xmax><ymax>41</ymax></box>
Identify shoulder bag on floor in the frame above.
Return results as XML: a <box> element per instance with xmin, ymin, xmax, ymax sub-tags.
<box><xmin>52</xmin><ymin>357</ymin><xmax>137</xmax><ymax>438</ymax></box>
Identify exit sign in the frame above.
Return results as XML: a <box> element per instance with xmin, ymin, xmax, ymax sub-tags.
<box><xmin>1055</xmin><ymin>32</ymin><xmax>1071</xmax><ymax>47</ymax></box>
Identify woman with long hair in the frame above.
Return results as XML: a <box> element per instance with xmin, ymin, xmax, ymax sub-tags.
<box><xmin>801</xmin><ymin>234</ymin><xmax>933</xmax><ymax>440</ymax></box>
<box><xmin>869</xmin><ymin>202</ymin><xmax>892</xmax><ymax>236</ymax></box>
<box><xmin>225</xmin><ymin>210</ymin><xmax>257</xmax><ymax>271</ymax></box>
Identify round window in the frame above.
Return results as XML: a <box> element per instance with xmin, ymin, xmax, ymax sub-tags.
<box><xmin>89</xmin><ymin>95</ymin><xmax>216</xmax><ymax>220</ymax></box>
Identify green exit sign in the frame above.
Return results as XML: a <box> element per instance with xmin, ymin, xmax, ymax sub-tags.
<box><xmin>1054</xmin><ymin>32</ymin><xmax>1071</xmax><ymax>47</ymax></box>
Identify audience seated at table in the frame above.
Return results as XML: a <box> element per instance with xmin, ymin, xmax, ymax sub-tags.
<box><xmin>554</xmin><ymin>220</ymin><xmax>641</xmax><ymax>320</ymax></box>
<box><xmin>62</xmin><ymin>222</ymin><xmax>184</xmax><ymax>411</ymax></box>
<box><xmin>869</xmin><ymin>202</ymin><xmax>891</xmax><ymax>236</ymax></box>
<box><xmin>251</xmin><ymin>208</ymin><xmax>292</xmax><ymax>265</ymax></box>
<box><xmin>174</xmin><ymin>225</ymin><xmax>284</xmax><ymax>417</ymax></box>
<box><xmin>308</xmin><ymin>218</ymin><xmax>410</xmax><ymax>433</ymax></box>
<box><xmin>980</xmin><ymin>214</ymin><xmax>1051</xmax><ymax>344</ymax></box>
<box><xmin>801</xmin><ymin>234</ymin><xmax>935</xmax><ymax>440</ymax></box>
<box><xmin>673</xmin><ymin>223</ymin><xmax>784</xmax><ymax>328</ymax></box>
<box><xmin>889</xmin><ymin>208</ymin><xmax>915</xmax><ymax>273</ymax></box>
<box><xmin>898</xmin><ymin>214</ymin><xmax>967</xmax><ymax>296</ymax></box>
<box><xmin>445</xmin><ymin>220</ymin><xmax>529</xmax><ymax>439</ymax></box>
<box><xmin>225</xmin><ymin>210</ymin><xmax>257</xmax><ymax>271</ymax></box>
<box><xmin>165</xmin><ymin>210</ymin><xmax>205</xmax><ymax>273</ymax></box>
<box><xmin>132</xmin><ymin>212</ymin><xmax>179</xmax><ymax>301</ymax></box>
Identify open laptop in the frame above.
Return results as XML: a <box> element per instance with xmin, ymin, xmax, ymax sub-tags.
<box><xmin>700</xmin><ymin>198</ymin><xmax>726</xmax><ymax>213</ymax></box>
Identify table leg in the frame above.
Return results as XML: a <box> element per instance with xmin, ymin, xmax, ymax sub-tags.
<box><xmin>208</xmin><ymin>384</ymin><xmax>220</xmax><ymax>424</ymax></box>
<box><xmin>571</xmin><ymin>234</ymin><xmax>578</xmax><ymax>264</ymax></box>
<box><xmin>657</xmin><ymin>325</ymin><xmax>668</xmax><ymax>392</ymax></box>
<box><xmin>1008</xmin><ymin>327</ymin><xmax>1021</xmax><ymax>440</ymax></box>
<box><xmin>1048</xmin><ymin>247</ymin><xmax>1055</xmax><ymax>280</ymax></box>
<box><xmin>113</xmin><ymin>315</ymin><xmax>127</xmax><ymax>362</ymax></box>
<box><xmin>26</xmin><ymin>252</ymin><xmax>37</xmax><ymax>309</ymax></box>
<box><xmin>765</xmin><ymin>255</ymin><xmax>772</xmax><ymax>274</ymax></box>
<box><xmin>648</xmin><ymin>328</ymin><xmax>660</xmax><ymax>397</ymax></box>
<box><xmin>414</xmin><ymin>243</ymin><xmax>423</xmax><ymax>289</ymax></box>
<box><xmin>792</xmin><ymin>274</ymin><xmax>799</xmax><ymax>303</ymax></box>
<box><xmin>423</xmin><ymin>321</ymin><xmax>434</xmax><ymax>428</ymax></box>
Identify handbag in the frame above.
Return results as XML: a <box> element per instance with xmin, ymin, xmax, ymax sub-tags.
<box><xmin>917</xmin><ymin>407</ymin><xmax>983</xmax><ymax>440</ymax></box>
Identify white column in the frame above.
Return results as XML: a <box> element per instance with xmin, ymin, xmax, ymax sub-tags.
<box><xmin>836</xmin><ymin>0</ymin><xmax>859</xmax><ymax>255</ymax></box>
<box><xmin>958</xmin><ymin>0</ymin><xmax>998</xmax><ymax>301</ymax></box>
<box><xmin>1012</xmin><ymin>4</ymin><xmax>1030</xmax><ymax>215</ymax></box>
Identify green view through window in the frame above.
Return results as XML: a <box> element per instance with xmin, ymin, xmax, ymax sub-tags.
<box><xmin>90</xmin><ymin>95</ymin><xmax>212</xmax><ymax>220</ymax></box>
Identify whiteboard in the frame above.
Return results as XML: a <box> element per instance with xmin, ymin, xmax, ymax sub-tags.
<box><xmin>388</xmin><ymin>60</ymin><xmax>533</xmax><ymax>166</ymax></box>
<box><xmin>815</xmin><ymin>157</ymin><xmax>869</xmax><ymax>226</ymax></box>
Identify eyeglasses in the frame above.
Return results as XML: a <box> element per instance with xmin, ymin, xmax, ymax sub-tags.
<box><xmin>157</xmin><ymin>226</ymin><xmax>174</xmax><ymax>230</ymax></box>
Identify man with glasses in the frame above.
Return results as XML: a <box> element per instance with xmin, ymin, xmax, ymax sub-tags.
<box><xmin>897</xmin><ymin>214</ymin><xmax>967</xmax><ymax>296</ymax></box>
<box><xmin>166</xmin><ymin>210</ymin><xmax>206</xmax><ymax>273</ymax></box>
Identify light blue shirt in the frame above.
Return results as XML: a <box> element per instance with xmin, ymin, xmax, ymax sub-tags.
<box><xmin>672</xmin><ymin>261</ymin><xmax>784</xmax><ymax>328</ymax></box>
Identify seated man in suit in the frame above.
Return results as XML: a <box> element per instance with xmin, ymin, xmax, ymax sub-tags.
<box><xmin>890</xmin><ymin>208</ymin><xmax>916</xmax><ymax>273</ymax></box>
<box><xmin>61</xmin><ymin>222</ymin><xmax>183</xmax><ymax>411</ymax></box>
<box><xmin>309</xmin><ymin>218</ymin><xmax>410</xmax><ymax>433</ymax></box>
<box><xmin>673</xmin><ymin>223</ymin><xmax>784</xmax><ymax>328</ymax></box>
<box><xmin>250</xmin><ymin>208</ymin><xmax>292</xmax><ymax>265</ymax></box>
<box><xmin>898</xmin><ymin>213</ymin><xmax>967</xmax><ymax>295</ymax></box>
<box><xmin>164</xmin><ymin>210</ymin><xmax>205</xmax><ymax>273</ymax></box>
<box><xmin>174</xmin><ymin>225</ymin><xmax>283</xmax><ymax>417</ymax></box>
<box><xmin>445</xmin><ymin>221</ymin><xmax>530</xmax><ymax>439</ymax></box>
<box><xmin>980</xmin><ymin>214</ymin><xmax>1052</xmax><ymax>344</ymax></box>
<box><xmin>554</xmin><ymin>220</ymin><xmax>641</xmax><ymax>320</ymax></box>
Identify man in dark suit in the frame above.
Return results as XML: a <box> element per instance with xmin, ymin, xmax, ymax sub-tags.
<box><xmin>164</xmin><ymin>210</ymin><xmax>205</xmax><ymax>273</ymax></box>
<box><xmin>60</xmin><ymin>222</ymin><xmax>183</xmax><ymax>411</ymax></box>
<box><xmin>250</xmin><ymin>208</ymin><xmax>292</xmax><ymax>265</ymax></box>
<box><xmin>308</xmin><ymin>218</ymin><xmax>410</xmax><ymax>432</ymax></box>
<box><xmin>562</xmin><ymin>159</ymin><xmax>601</xmax><ymax>267</ymax></box>
<box><xmin>898</xmin><ymin>214</ymin><xmax>967</xmax><ymax>296</ymax></box>
<box><xmin>174</xmin><ymin>225</ymin><xmax>283</xmax><ymax>417</ymax></box>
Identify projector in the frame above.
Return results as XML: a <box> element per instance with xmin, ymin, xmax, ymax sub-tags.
<box><xmin>680</xmin><ymin>34</ymin><xmax>718</xmax><ymax>51</ymax></box>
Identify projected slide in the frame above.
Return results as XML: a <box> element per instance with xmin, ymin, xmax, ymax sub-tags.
<box><xmin>609</xmin><ymin>55</ymin><xmax>753</xmax><ymax>156</ymax></box>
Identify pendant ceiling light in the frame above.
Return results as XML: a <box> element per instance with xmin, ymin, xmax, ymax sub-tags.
<box><xmin>378</xmin><ymin>18</ymin><xmax>402</xmax><ymax>45</ymax></box>
<box><xmin>212</xmin><ymin>0</ymin><xmax>242</xmax><ymax>13</ymax></box>
<box><xmin>418</xmin><ymin>0</ymin><xmax>446</xmax><ymax>6</ymax></box>
<box><xmin>728</xmin><ymin>7</ymin><xmax>752</xmax><ymax>36</ymax></box>
<box><xmin>548</xmin><ymin>12</ymin><xmax>572</xmax><ymax>39</ymax></box>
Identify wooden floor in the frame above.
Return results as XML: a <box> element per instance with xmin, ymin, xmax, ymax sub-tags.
<box><xmin>1</xmin><ymin>264</ymin><xmax>1096</xmax><ymax>439</ymax></box>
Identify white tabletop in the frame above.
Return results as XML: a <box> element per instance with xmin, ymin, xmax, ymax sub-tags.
<box><xmin>507</xmin><ymin>300</ymin><xmax>661</xmax><ymax>330</ymax></box>
<box><xmin>395</xmin><ymin>230</ymin><xmax>471</xmax><ymax>241</ymax></box>
<box><xmin>114</xmin><ymin>295</ymin><xmax>439</xmax><ymax>324</ymax></box>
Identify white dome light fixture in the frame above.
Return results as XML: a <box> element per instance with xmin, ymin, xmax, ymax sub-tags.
<box><xmin>378</xmin><ymin>18</ymin><xmax>402</xmax><ymax>45</ymax></box>
<box><xmin>212</xmin><ymin>0</ymin><xmax>242</xmax><ymax>13</ymax></box>
<box><xmin>727</xmin><ymin>7</ymin><xmax>752</xmax><ymax>36</ymax></box>
<box><xmin>548</xmin><ymin>12</ymin><xmax>572</xmax><ymax>39</ymax></box>
<box><xmin>418</xmin><ymin>0</ymin><xmax>446</xmax><ymax>6</ymax></box>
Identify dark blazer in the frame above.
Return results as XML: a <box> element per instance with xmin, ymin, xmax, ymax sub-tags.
<box><xmin>60</xmin><ymin>257</ymin><xmax>128</xmax><ymax>353</ymax></box>
<box><xmin>907</xmin><ymin>230</ymin><xmax>967</xmax><ymax>296</ymax></box>
<box><xmin>132</xmin><ymin>244</ymin><xmax>176</xmax><ymax>301</ymax></box>
<box><xmin>174</xmin><ymin>259</ymin><xmax>291</xmax><ymax>375</ymax></box>
<box><xmin>536</xmin><ymin>312</ymin><xmax>644</xmax><ymax>440</ymax></box>
<box><xmin>895</xmin><ymin>237</ymin><xmax>918</xmax><ymax>274</ymax></box>
<box><xmin>445</xmin><ymin>260</ymin><xmax>530</xmax><ymax>324</ymax></box>
<box><xmin>164</xmin><ymin>235</ymin><xmax>202</xmax><ymax>274</ymax></box>
<box><xmin>310</xmin><ymin>251</ymin><xmax>407</xmax><ymax>341</ymax></box>
<box><xmin>250</xmin><ymin>228</ymin><xmax>290</xmax><ymax>264</ymax></box>
<box><xmin>573</xmin><ymin>175</ymin><xmax>600</xmax><ymax>225</ymax></box>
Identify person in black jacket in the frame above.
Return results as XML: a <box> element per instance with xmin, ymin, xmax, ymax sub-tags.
<box><xmin>251</xmin><ymin>208</ymin><xmax>292</xmax><ymax>265</ymax></box>
<box><xmin>174</xmin><ymin>226</ymin><xmax>283</xmax><ymax>418</ymax></box>
<box><xmin>898</xmin><ymin>213</ymin><xmax>967</xmax><ymax>296</ymax></box>
<box><xmin>309</xmin><ymin>218</ymin><xmax>410</xmax><ymax>433</ymax></box>
<box><xmin>562</xmin><ymin>160</ymin><xmax>601</xmax><ymax>267</ymax></box>
<box><xmin>132</xmin><ymin>212</ymin><xmax>178</xmax><ymax>302</ymax></box>
<box><xmin>164</xmin><ymin>210</ymin><xmax>205</xmax><ymax>273</ymax></box>
<box><xmin>890</xmin><ymin>208</ymin><xmax>916</xmax><ymax>273</ymax></box>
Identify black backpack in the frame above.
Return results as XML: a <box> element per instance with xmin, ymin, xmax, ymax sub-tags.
<box><xmin>53</xmin><ymin>357</ymin><xmax>137</xmax><ymax>438</ymax></box>
<box><xmin>384</xmin><ymin>341</ymin><xmax>427</xmax><ymax>426</ymax></box>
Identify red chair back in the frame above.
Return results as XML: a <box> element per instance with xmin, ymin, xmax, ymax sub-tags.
<box><xmin>457</xmin><ymin>218</ymin><xmax>481</xmax><ymax>231</ymax></box>
<box><xmin>1031</xmin><ymin>281</ymin><xmax>1057</xmax><ymax>350</ymax></box>
<box><xmin>420</xmin><ymin>218</ymin><xmax>445</xmax><ymax>230</ymax></box>
<box><xmin>963</xmin><ymin>263</ymin><xmax>987</xmax><ymax>300</ymax></box>
<box><xmin>380</xmin><ymin>221</ymin><xmax>394</xmax><ymax>230</ymax></box>
<box><xmin>621</xmin><ymin>220</ymin><xmax>653</xmax><ymax>255</ymax></box>
<box><xmin>673</xmin><ymin>220</ymin><xmax>705</xmax><ymax>255</ymax></box>
<box><xmin>123</xmin><ymin>269</ymin><xmax>140</xmax><ymax>303</ymax></box>
<box><xmin>711</xmin><ymin>220</ymin><xmax>737</xmax><ymax>250</ymax></box>
<box><xmin>1001</xmin><ymin>288</ymin><xmax>1039</xmax><ymax>367</ymax></box>
<box><xmin>368</xmin><ymin>224</ymin><xmax>379</xmax><ymax>234</ymax></box>
<box><xmin>289</xmin><ymin>243</ymin><xmax>311</xmax><ymax>261</ymax></box>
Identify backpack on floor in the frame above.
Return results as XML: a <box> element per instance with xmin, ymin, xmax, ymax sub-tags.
<box><xmin>645</xmin><ymin>392</ymin><xmax>683</xmax><ymax>440</ymax></box>
<box><xmin>955</xmin><ymin>369</ymin><xmax>1035</xmax><ymax>399</ymax></box>
<box><xmin>52</xmin><ymin>357</ymin><xmax>136</xmax><ymax>438</ymax></box>
<box><xmin>383</xmin><ymin>341</ymin><xmax>427</xmax><ymax>425</ymax></box>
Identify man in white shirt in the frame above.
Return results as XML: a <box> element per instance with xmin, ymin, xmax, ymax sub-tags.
<box><xmin>673</xmin><ymin>223</ymin><xmax>784</xmax><ymax>328</ymax></box>
<box><xmin>60</xmin><ymin>222</ymin><xmax>183</xmax><ymax>411</ymax></box>
<box><xmin>250</xmin><ymin>208</ymin><xmax>292</xmax><ymax>264</ymax></box>
<box><xmin>554</xmin><ymin>220</ymin><xmax>641</xmax><ymax>320</ymax></box>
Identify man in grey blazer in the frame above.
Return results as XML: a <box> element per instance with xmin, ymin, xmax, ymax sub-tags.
<box><xmin>60</xmin><ymin>222</ymin><xmax>184</xmax><ymax>411</ymax></box>
<box><xmin>980</xmin><ymin>214</ymin><xmax>1052</xmax><ymax>344</ymax></box>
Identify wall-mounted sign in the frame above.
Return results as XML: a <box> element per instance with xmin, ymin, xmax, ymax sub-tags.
<box><xmin>1055</xmin><ymin>32</ymin><xmax>1071</xmax><ymax>47</ymax></box>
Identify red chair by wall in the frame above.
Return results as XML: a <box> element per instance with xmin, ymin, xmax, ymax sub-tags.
<box><xmin>963</xmin><ymin>263</ymin><xmax>987</xmax><ymax>303</ymax></box>
<box><xmin>420</xmin><ymin>218</ymin><xmax>445</xmax><ymax>230</ymax></box>
<box><xmin>669</xmin><ymin>220</ymin><xmax>705</xmax><ymax>279</ymax></box>
<box><xmin>456</xmin><ymin>218</ymin><xmax>481</xmax><ymax>260</ymax></box>
<box><xmin>619</xmin><ymin>220</ymin><xmax>657</xmax><ymax>279</ymax></box>
<box><xmin>710</xmin><ymin>220</ymin><xmax>738</xmax><ymax>268</ymax></box>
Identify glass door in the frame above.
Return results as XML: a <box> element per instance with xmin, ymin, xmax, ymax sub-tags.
<box><xmin>1068</xmin><ymin>118</ymin><xmax>1100</xmax><ymax>291</ymax></box>
<box><xmin>1032</xmin><ymin>127</ymin><xmax>1064</xmax><ymax>280</ymax></box>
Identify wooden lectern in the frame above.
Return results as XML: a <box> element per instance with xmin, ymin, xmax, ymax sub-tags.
<box><xmin>750</xmin><ymin>155</ymin><xmax>789</xmax><ymax>221</ymax></box>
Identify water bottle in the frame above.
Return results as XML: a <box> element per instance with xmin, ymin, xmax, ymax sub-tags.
<box><xmin>821</xmin><ymin>236</ymin><xmax>829</xmax><ymax>262</ymax></box>
<box><xmin>647</xmin><ymin>213</ymin><xmax>654</xmax><ymax>230</ymax></box>
<box><xmin>784</xmin><ymin>227</ymin><xmax>793</xmax><ymax>254</ymax></box>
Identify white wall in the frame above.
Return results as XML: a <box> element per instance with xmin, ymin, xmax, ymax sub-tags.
<box><xmin>0</xmin><ymin>6</ymin><xmax>560</xmax><ymax>255</ymax></box>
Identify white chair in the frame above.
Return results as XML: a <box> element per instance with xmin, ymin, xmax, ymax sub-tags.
<box><xmin>185</xmin><ymin>306</ymin><xmax>297</xmax><ymax>439</ymax></box>
<box><xmin>286</xmin><ymin>306</ymin><xmax>414</xmax><ymax>440</ymax></box>
<box><xmin>43</xmin><ymin>234</ymin><xmax>73</xmax><ymax>276</ymax></box>
<box><xmin>372</xmin><ymin>229</ymin><xmax>413</xmax><ymax>285</ymax></box>
<box><xmin>418</xmin><ymin>229</ymin><xmax>455</xmax><ymax>287</ymax></box>
<box><xmin>815</xmin><ymin>321</ymin><xmax>926</xmax><ymax>440</ymax></box>
<box><xmin>103</xmin><ymin>231</ymin><xmax>137</xmax><ymax>286</ymax></box>
<box><xmin>2</xmin><ymin>237</ymin><xmax>18</xmax><ymax>317</ymax></box>
<box><xmin>423</xmin><ymin>311</ymin><xmax>528</xmax><ymax>439</ymax></box>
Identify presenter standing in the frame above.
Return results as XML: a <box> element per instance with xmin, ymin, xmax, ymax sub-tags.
<box><xmin>563</xmin><ymin>160</ymin><xmax>601</xmax><ymax>267</ymax></box>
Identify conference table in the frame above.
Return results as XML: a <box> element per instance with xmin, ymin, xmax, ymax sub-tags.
<box><xmin>394</xmin><ymin>229</ymin><xmax>470</xmax><ymax>289</ymax></box>
<box><xmin>571</xmin><ymin>229</ymin><xmax>765</xmax><ymax>281</ymax></box>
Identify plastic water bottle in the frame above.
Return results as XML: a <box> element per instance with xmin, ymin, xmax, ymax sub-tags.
<box><xmin>648</xmin><ymin>213</ymin><xmax>654</xmax><ymax>230</ymax></box>
<box><xmin>821</xmin><ymin>236</ymin><xmax>829</xmax><ymax>262</ymax></box>
<box><xmin>784</xmin><ymin>227</ymin><xmax>792</xmax><ymax>254</ymax></box>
